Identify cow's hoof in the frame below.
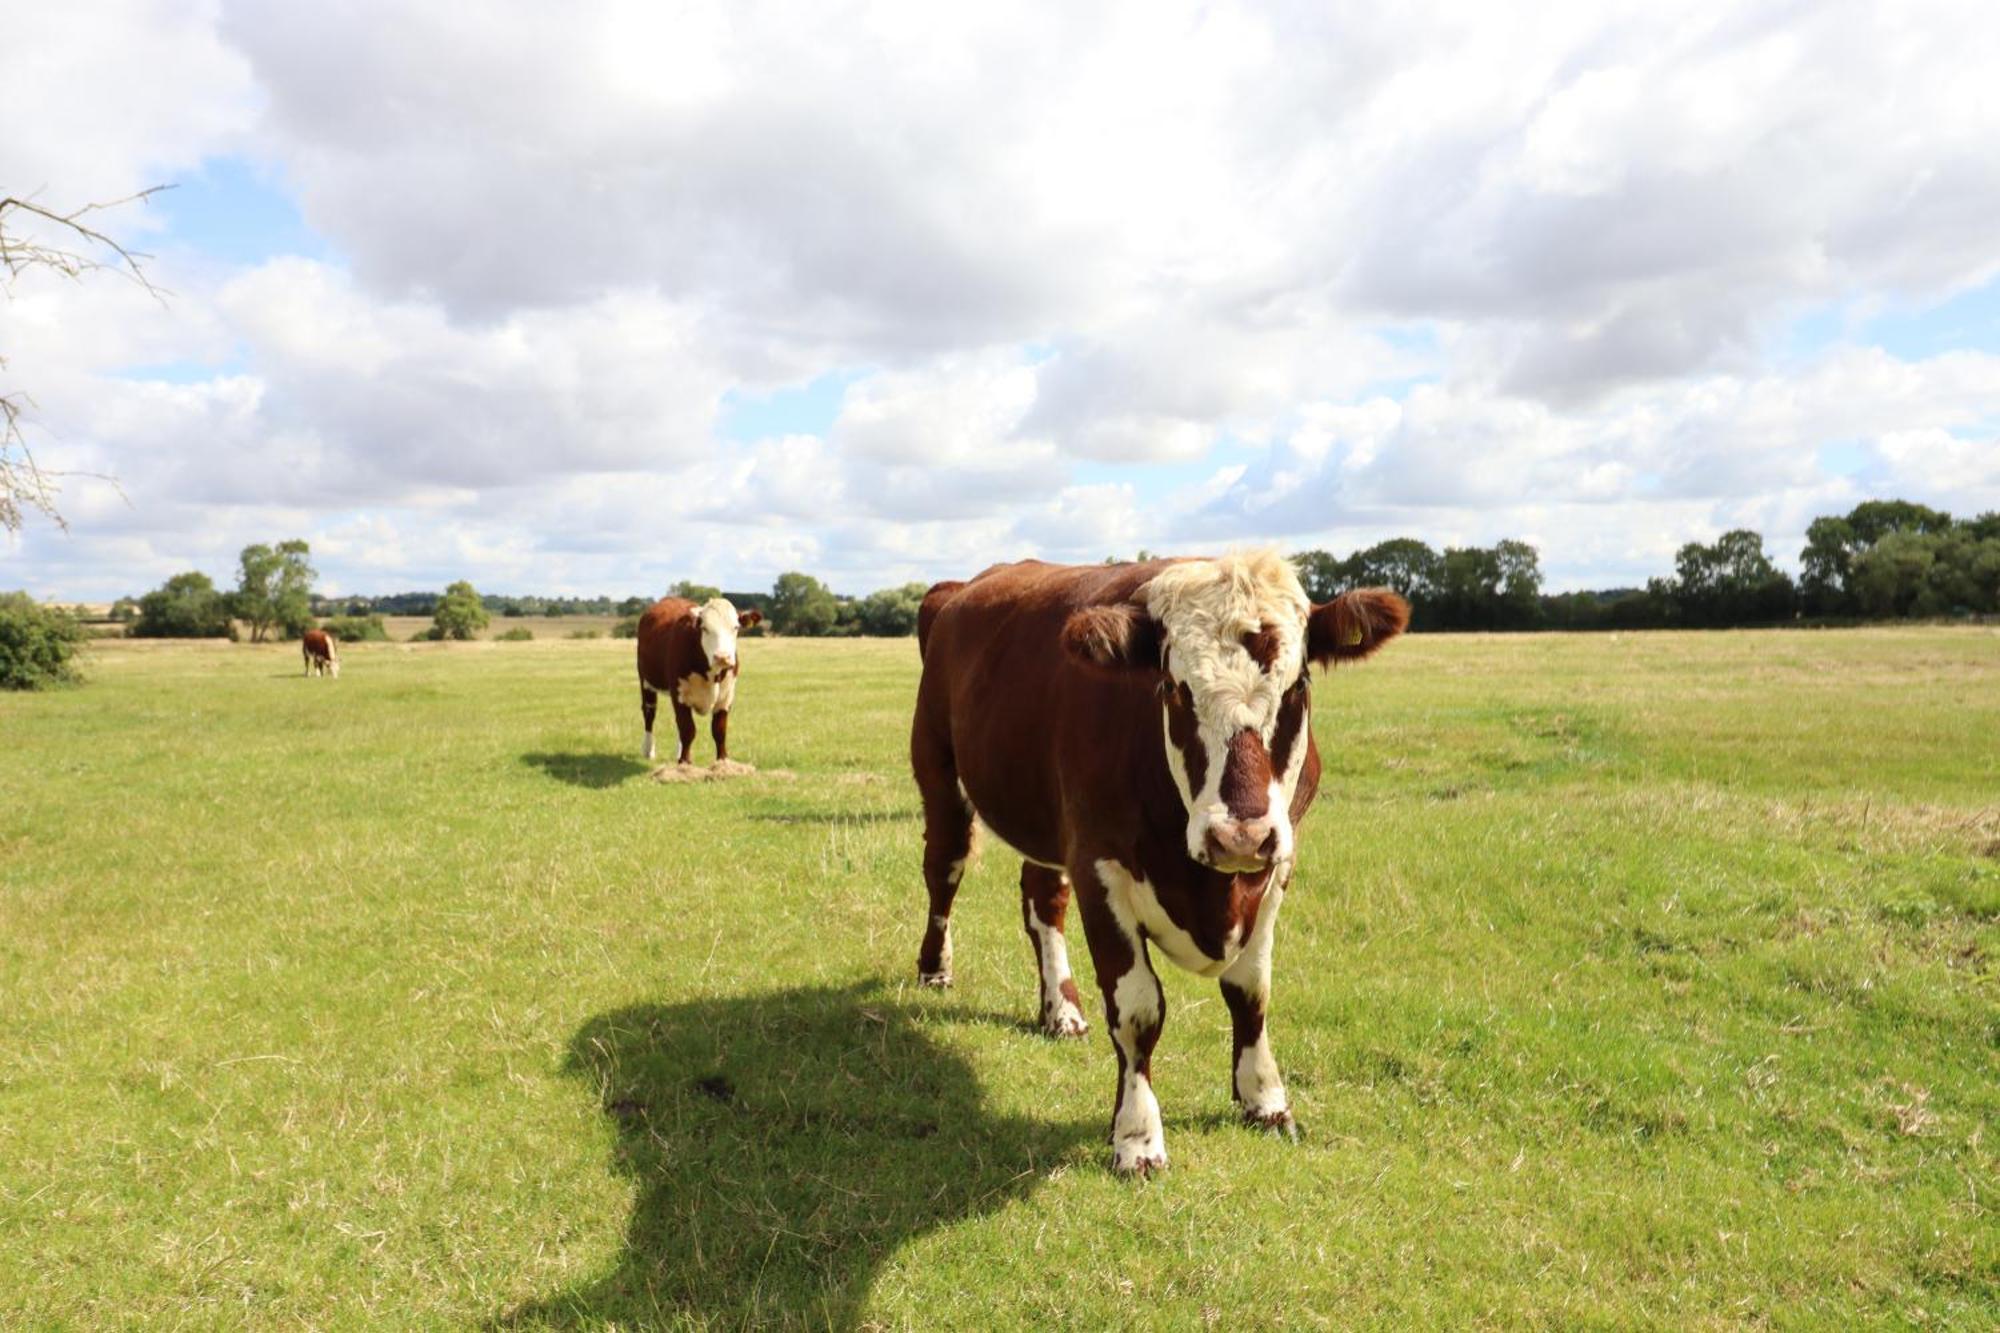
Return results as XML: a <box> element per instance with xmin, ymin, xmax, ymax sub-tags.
<box><xmin>1042</xmin><ymin>1001</ymin><xmax>1089</xmax><ymax>1038</ymax></box>
<box><xmin>1111</xmin><ymin>1141</ymin><xmax>1168</xmax><ymax>1177</ymax></box>
<box><xmin>917</xmin><ymin>970</ymin><xmax>953</xmax><ymax>989</ymax></box>
<box><xmin>1244</xmin><ymin>1106</ymin><xmax>1299</xmax><ymax>1141</ymax></box>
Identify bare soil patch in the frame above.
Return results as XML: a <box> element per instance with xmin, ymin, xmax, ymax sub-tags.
<box><xmin>650</xmin><ymin>760</ymin><xmax>797</xmax><ymax>784</ymax></box>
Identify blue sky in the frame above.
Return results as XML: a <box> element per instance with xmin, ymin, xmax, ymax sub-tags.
<box><xmin>7</xmin><ymin>1</ymin><xmax>1998</xmax><ymax>601</ymax></box>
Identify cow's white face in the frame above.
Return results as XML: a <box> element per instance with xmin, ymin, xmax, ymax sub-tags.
<box><xmin>1143</xmin><ymin>554</ymin><xmax>1312</xmax><ymax>874</ymax></box>
<box><xmin>693</xmin><ymin>598</ymin><xmax>742</xmax><ymax>675</ymax></box>
<box><xmin>1060</xmin><ymin>551</ymin><xmax>1410</xmax><ymax>877</ymax></box>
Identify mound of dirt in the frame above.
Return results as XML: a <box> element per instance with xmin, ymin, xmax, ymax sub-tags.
<box><xmin>650</xmin><ymin>761</ymin><xmax>796</xmax><ymax>784</ymax></box>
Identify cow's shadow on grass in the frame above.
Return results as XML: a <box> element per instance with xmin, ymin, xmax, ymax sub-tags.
<box><xmin>496</xmin><ymin>982</ymin><xmax>1092</xmax><ymax>1330</ymax></box>
<box><xmin>520</xmin><ymin>752</ymin><xmax>650</xmax><ymax>789</ymax></box>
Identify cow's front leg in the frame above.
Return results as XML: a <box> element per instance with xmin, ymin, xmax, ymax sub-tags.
<box><xmin>1076</xmin><ymin>860</ymin><xmax>1167</xmax><ymax>1175</ymax></box>
<box><xmin>672</xmin><ymin>702</ymin><xmax>698</xmax><ymax>765</ymax></box>
<box><xmin>710</xmin><ymin>707</ymin><xmax>730</xmax><ymax>762</ymax></box>
<box><xmin>1219</xmin><ymin>877</ymin><xmax>1295</xmax><ymax>1136</ymax></box>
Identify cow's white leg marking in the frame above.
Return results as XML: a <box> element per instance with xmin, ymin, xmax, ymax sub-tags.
<box><xmin>1091</xmin><ymin>857</ymin><xmax>1169</xmax><ymax>1174</ymax></box>
<box><xmin>918</xmin><ymin>856</ymin><xmax>966</xmax><ymax>987</ymax></box>
<box><xmin>1110</xmin><ymin>949</ymin><xmax>1167</xmax><ymax>1174</ymax></box>
<box><xmin>642</xmin><ymin>730</ymin><xmax>655</xmax><ymax>760</ymax></box>
<box><xmin>1029</xmin><ymin>913</ymin><xmax>1088</xmax><ymax>1036</ymax></box>
<box><xmin>923</xmin><ymin>906</ymin><xmax>955</xmax><ymax>986</ymax></box>
<box><xmin>1220</xmin><ymin>874</ymin><xmax>1295</xmax><ymax>1134</ymax></box>
<box><xmin>1021</xmin><ymin>866</ymin><xmax>1088</xmax><ymax>1037</ymax></box>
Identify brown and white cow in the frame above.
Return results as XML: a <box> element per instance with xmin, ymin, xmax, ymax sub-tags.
<box><xmin>911</xmin><ymin>552</ymin><xmax>1407</xmax><ymax>1174</ymax></box>
<box><xmin>635</xmin><ymin>596</ymin><xmax>764</xmax><ymax>764</ymax></box>
<box><xmin>302</xmin><ymin>627</ymin><xmax>339</xmax><ymax>678</ymax></box>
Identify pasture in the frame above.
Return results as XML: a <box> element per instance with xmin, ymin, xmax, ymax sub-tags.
<box><xmin>2</xmin><ymin>629</ymin><xmax>1995</xmax><ymax>1328</ymax></box>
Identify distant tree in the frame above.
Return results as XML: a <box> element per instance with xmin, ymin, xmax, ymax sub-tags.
<box><xmin>132</xmin><ymin>571</ymin><xmax>234</xmax><ymax>638</ymax></box>
<box><xmin>1914</xmin><ymin>529</ymin><xmax>1995</xmax><ymax>615</ymax></box>
<box><xmin>1492</xmin><ymin>540</ymin><xmax>1544</xmax><ymax>628</ymax></box>
<box><xmin>1295</xmin><ymin>539</ymin><xmax>1445</xmax><ymax>625</ymax></box>
<box><xmin>0</xmin><ymin>591</ymin><xmax>87</xmax><ymax>689</ymax></box>
<box><xmin>769</xmin><ymin>572</ymin><xmax>839</xmax><ymax>636</ymax></box>
<box><xmin>856</xmin><ymin>583</ymin><xmax>929</xmax><ymax>636</ymax></box>
<box><xmin>669</xmin><ymin>579</ymin><xmax>723</xmax><ymax>604</ymax></box>
<box><xmin>1799</xmin><ymin>515</ymin><xmax>1860</xmax><ymax>615</ymax></box>
<box><xmin>1433</xmin><ymin>546</ymin><xmax>1504</xmax><ymax>629</ymax></box>
<box><xmin>1669</xmin><ymin>529</ymin><xmax>1794</xmax><ymax>626</ymax></box>
<box><xmin>1291</xmin><ymin>550</ymin><xmax>1342</xmax><ymax>603</ymax></box>
<box><xmin>1849</xmin><ymin>531</ymin><xmax>1944</xmax><ymax>618</ymax></box>
<box><xmin>108</xmin><ymin>596</ymin><xmax>140</xmax><ymax>624</ymax></box>
<box><xmin>615</xmin><ymin>595</ymin><xmax>650</xmax><ymax>616</ymax></box>
<box><xmin>232</xmin><ymin>540</ymin><xmax>317</xmax><ymax>642</ymax></box>
<box><xmin>431</xmin><ymin>580</ymin><xmax>490</xmax><ymax>640</ymax></box>
<box><xmin>1845</xmin><ymin>499</ymin><xmax>1954</xmax><ymax>544</ymax></box>
<box><xmin>1800</xmin><ymin>500</ymin><xmax>1957</xmax><ymax>616</ymax></box>
<box><xmin>612</xmin><ymin>613</ymin><xmax>641</xmax><ymax>639</ymax></box>
<box><xmin>1354</xmin><ymin>539</ymin><xmax>1444</xmax><ymax>607</ymax></box>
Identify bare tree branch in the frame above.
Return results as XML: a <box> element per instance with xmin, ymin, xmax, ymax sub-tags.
<box><xmin>2</xmin><ymin>185</ymin><xmax>168</xmax><ymax>533</ymax></box>
<box><xmin>0</xmin><ymin>187</ymin><xmax>172</xmax><ymax>298</ymax></box>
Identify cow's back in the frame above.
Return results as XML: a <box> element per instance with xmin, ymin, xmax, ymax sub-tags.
<box><xmin>916</xmin><ymin>560</ymin><xmax>1176</xmax><ymax>864</ymax></box>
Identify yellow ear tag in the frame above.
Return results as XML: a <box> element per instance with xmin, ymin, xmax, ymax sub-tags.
<box><xmin>1339</xmin><ymin>623</ymin><xmax>1365</xmax><ymax>647</ymax></box>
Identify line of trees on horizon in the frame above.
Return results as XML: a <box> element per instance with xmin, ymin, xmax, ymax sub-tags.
<box><xmin>99</xmin><ymin>498</ymin><xmax>2000</xmax><ymax>645</ymax></box>
<box><xmin>1293</xmin><ymin>499</ymin><xmax>1998</xmax><ymax>632</ymax></box>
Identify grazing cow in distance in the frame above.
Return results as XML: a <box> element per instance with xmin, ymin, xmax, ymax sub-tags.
<box><xmin>301</xmin><ymin>627</ymin><xmax>339</xmax><ymax>678</ymax></box>
<box><xmin>636</xmin><ymin>596</ymin><xmax>765</xmax><ymax>764</ymax></box>
<box><xmin>911</xmin><ymin>552</ymin><xmax>1407</xmax><ymax>1174</ymax></box>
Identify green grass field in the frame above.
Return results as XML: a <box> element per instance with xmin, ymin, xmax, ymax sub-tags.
<box><xmin>3</xmin><ymin>630</ymin><xmax>1995</xmax><ymax>1328</ymax></box>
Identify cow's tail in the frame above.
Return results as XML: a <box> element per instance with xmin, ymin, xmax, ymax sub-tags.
<box><xmin>916</xmin><ymin>581</ymin><xmax>966</xmax><ymax>662</ymax></box>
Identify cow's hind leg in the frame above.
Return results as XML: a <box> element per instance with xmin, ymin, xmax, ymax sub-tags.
<box><xmin>1220</xmin><ymin>876</ymin><xmax>1296</xmax><ymax>1136</ymax></box>
<box><xmin>1076</xmin><ymin>859</ymin><xmax>1167</xmax><ymax>1175</ymax></box>
<box><xmin>1021</xmin><ymin>864</ymin><xmax>1087</xmax><ymax>1037</ymax></box>
<box><xmin>911</xmin><ymin>726</ymin><xmax>973</xmax><ymax>988</ymax></box>
<box><xmin>640</xmin><ymin>684</ymin><xmax>658</xmax><ymax>760</ymax></box>
<box><xmin>672</xmin><ymin>701</ymin><xmax>697</xmax><ymax>765</ymax></box>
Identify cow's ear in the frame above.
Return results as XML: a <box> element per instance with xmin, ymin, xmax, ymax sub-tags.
<box><xmin>1307</xmin><ymin>587</ymin><xmax>1409</xmax><ymax>667</ymax></box>
<box><xmin>1061</xmin><ymin>603</ymin><xmax>1162</xmax><ymax>673</ymax></box>
<box><xmin>737</xmin><ymin>609</ymin><xmax>763</xmax><ymax>630</ymax></box>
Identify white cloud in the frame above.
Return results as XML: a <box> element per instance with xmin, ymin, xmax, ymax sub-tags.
<box><xmin>9</xmin><ymin>0</ymin><xmax>2000</xmax><ymax>599</ymax></box>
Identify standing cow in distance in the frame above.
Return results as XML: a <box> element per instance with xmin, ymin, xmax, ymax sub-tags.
<box><xmin>911</xmin><ymin>551</ymin><xmax>1408</xmax><ymax>1175</ymax></box>
<box><xmin>301</xmin><ymin>627</ymin><xmax>339</xmax><ymax>678</ymax></box>
<box><xmin>636</xmin><ymin>596</ymin><xmax>764</xmax><ymax>764</ymax></box>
